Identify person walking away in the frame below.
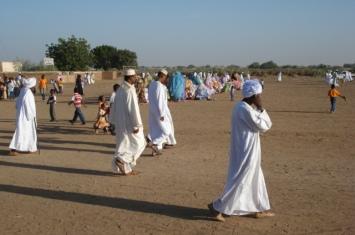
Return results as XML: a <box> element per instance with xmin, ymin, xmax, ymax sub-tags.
<box><xmin>47</xmin><ymin>89</ymin><xmax>57</xmax><ymax>121</ymax></box>
<box><xmin>75</xmin><ymin>74</ymin><xmax>84</xmax><ymax>95</ymax></box>
<box><xmin>9</xmin><ymin>78</ymin><xmax>38</xmax><ymax>156</ymax></box>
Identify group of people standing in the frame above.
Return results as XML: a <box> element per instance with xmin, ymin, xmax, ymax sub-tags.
<box><xmin>6</xmin><ymin>69</ymin><xmax>285</xmax><ymax>222</ymax></box>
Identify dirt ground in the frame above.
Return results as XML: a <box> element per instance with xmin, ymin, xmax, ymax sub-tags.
<box><xmin>0</xmin><ymin>77</ymin><xmax>354</xmax><ymax>235</ymax></box>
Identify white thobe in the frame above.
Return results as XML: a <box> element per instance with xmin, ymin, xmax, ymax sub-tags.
<box><xmin>147</xmin><ymin>80</ymin><xmax>176</xmax><ymax>150</ymax></box>
<box><xmin>110</xmin><ymin>81</ymin><xmax>146</xmax><ymax>174</ymax></box>
<box><xmin>213</xmin><ymin>101</ymin><xmax>272</xmax><ymax>215</ymax></box>
<box><xmin>9</xmin><ymin>88</ymin><xmax>37</xmax><ymax>152</ymax></box>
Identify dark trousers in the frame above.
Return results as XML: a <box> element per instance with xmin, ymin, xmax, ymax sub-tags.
<box><xmin>49</xmin><ymin>104</ymin><xmax>56</xmax><ymax>121</ymax></box>
<box><xmin>40</xmin><ymin>88</ymin><xmax>46</xmax><ymax>100</ymax></box>
<box><xmin>72</xmin><ymin>107</ymin><xmax>85</xmax><ymax>123</ymax></box>
<box><xmin>330</xmin><ymin>97</ymin><xmax>336</xmax><ymax>112</ymax></box>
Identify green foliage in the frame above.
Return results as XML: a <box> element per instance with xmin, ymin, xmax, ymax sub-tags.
<box><xmin>248</xmin><ymin>62</ymin><xmax>260</xmax><ymax>69</ymax></box>
<box><xmin>116</xmin><ymin>49</ymin><xmax>138</xmax><ymax>69</ymax></box>
<box><xmin>260</xmin><ymin>60</ymin><xmax>278</xmax><ymax>69</ymax></box>
<box><xmin>91</xmin><ymin>45</ymin><xmax>118</xmax><ymax>70</ymax></box>
<box><xmin>91</xmin><ymin>45</ymin><xmax>138</xmax><ymax>70</ymax></box>
<box><xmin>46</xmin><ymin>35</ymin><xmax>92</xmax><ymax>71</ymax></box>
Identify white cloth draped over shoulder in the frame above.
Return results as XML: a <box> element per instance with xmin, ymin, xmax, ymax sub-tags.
<box><xmin>9</xmin><ymin>79</ymin><xmax>37</xmax><ymax>152</ymax></box>
<box><xmin>213</xmin><ymin>101</ymin><xmax>272</xmax><ymax>215</ymax></box>
<box><xmin>147</xmin><ymin>80</ymin><xmax>176</xmax><ymax>149</ymax></box>
<box><xmin>110</xmin><ymin>81</ymin><xmax>146</xmax><ymax>174</ymax></box>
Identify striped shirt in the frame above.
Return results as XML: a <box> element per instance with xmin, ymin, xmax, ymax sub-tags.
<box><xmin>71</xmin><ymin>93</ymin><xmax>83</xmax><ymax>108</ymax></box>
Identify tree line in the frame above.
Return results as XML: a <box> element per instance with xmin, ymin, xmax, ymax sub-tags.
<box><xmin>45</xmin><ymin>35</ymin><xmax>138</xmax><ymax>71</ymax></box>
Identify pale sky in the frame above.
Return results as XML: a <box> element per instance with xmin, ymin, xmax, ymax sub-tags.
<box><xmin>0</xmin><ymin>0</ymin><xmax>354</xmax><ymax>66</ymax></box>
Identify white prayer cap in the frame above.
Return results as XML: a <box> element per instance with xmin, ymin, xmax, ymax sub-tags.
<box><xmin>242</xmin><ymin>79</ymin><xmax>262</xmax><ymax>98</ymax></box>
<box><xmin>159</xmin><ymin>69</ymin><xmax>168</xmax><ymax>76</ymax></box>
<box><xmin>124</xmin><ymin>69</ymin><xmax>136</xmax><ymax>76</ymax></box>
<box><xmin>22</xmin><ymin>77</ymin><xmax>37</xmax><ymax>88</ymax></box>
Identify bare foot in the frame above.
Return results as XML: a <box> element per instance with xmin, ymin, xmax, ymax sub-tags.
<box><xmin>8</xmin><ymin>150</ymin><xmax>17</xmax><ymax>156</ymax></box>
<box><xmin>208</xmin><ymin>203</ymin><xmax>225</xmax><ymax>222</ymax></box>
<box><xmin>151</xmin><ymin>145</ymin><xmax>162</xmax><ymax>156</ymax></box>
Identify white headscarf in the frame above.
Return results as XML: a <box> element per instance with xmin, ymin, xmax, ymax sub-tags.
<box><xmin>242</xmin><ymin>79</ymin><xmax>262</xmax><ymax>98</ymax></box>
<box><xmin>22</xmin><ymin>77</ymin><xmax>37</xmax><ymax>89</ymax></box>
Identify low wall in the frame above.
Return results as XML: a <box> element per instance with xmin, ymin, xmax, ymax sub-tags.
<box><xmin>0</xmin><ymin>71</ymin><xmax>117</xmax><ymax>83</ymax></box>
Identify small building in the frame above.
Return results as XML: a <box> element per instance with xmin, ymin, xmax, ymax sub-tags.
<box><xmin>0</xmin><ymin>61</ymin><xmax>22</xmax><ymax>73</ymax></box>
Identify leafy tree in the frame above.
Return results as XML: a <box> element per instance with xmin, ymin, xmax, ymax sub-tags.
<box><xmin>46</xmin><ymin>35</ymin><xmax>92</xmax><ymax>71</ymax></box>
<box><xmin>260</xmin><ymin>60</ymin><xmax>278</xmax><ymax>69</ymax></box>
<box><xmin>116</xmin><ymin>49</ymin><xmax>138</xmax><ymax>69</ymax></box>
<box><xmin>248</xmin><ymin>62</ymin><xmax>260</xmax><ymax>69</ymax></box>
<box><xmin>91</xmin><ymin>45</ymin><xmax>118</xmax><ymax>70</ymax></box>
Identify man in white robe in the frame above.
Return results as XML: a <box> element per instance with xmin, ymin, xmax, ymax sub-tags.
<box><xmin>209</xmin><ymin>79</ymin><xmax>274</xmax><ymax>222</ymax></box>
<box><xmin>9</xmin><ymin>77</ymin><xmax>37</xmax><ymax>155</ymax></box>
<box><xmin>147</xmin><ymin>69</ymin><xmax>177</xmax><ymax>155</ymax></box>
<box><xmin>110</xmin><ymin>69</ymin><xmax>146</xmax><ymax>175</ymax></box>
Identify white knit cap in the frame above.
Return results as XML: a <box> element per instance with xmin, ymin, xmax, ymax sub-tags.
<box><xmin>159</xmin><ymin>69</ymin><xmax>168</xmax><ymax>76</ymax></box>
<box><xmin>124</xmin><ymin>69</ymin><xmax>136</xmax><ymax>76</ymax></box>
<box><xmin>242</xmin><ymin>79</ymin><xmax>262</xmax><ymax>98</ymax></box>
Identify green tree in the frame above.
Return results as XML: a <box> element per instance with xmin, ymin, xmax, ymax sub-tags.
<box><xmin>248</xmin><ymin>62</ymin><xmax>260</xmax><ymax>69</ymax></box>
<box><xmin>91</xmin><ymin>45</ymin><xmax>118</xmax><ymax>70</ymax></box>
<box><xmin>116</xmin><ymin>49</ymin><xmax>138</xmax><ymax>69</ymax></box>
<box><xmin>260</xmin><ymin>60</ymin><xmax>278</xmax><ymax>69</ymax></box>
<box><xmin>46</xmin><ymin>35</ymin><xmax>92</xmax><ymax>71</ymax></box>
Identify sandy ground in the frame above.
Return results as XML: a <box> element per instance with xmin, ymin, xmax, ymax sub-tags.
<box><xmin>0</xmin><ymin>77</ymin><xmax>354</xmax><ymax>235</ymax></box>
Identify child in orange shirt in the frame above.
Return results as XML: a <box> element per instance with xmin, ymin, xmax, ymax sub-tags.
<box><xmin>38</xmin><ymin>74</ymin><xmax>47</xmax><ymax>101</ymax></box>
<box><xmin>328</xmin><ymin>85</ymin><xmax>346</xmax><ymax>113</ymax></box>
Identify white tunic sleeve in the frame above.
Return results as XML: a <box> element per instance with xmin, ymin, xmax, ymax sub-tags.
<box><xmin>243</xmin><ymin>108</ymin><xmax>272</xmax><ymax>133</ymax></box>
<box><xmin>128</xmin><ymin>89</ymin><xmax>143</xmax><ymax>129</ymax></box>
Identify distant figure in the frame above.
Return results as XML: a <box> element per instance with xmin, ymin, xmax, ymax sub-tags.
<box><xmin>230</xmin><ymin>73</ymin><xmax>241</xmax><ymax>101</ymax></box>
<box><xmin>57</xmin><ymin>73</ymin><xmax>64</xmax><ymax>94</ymax></box>
<box><xmin>38</xmin><ymin>74</ymin><xmax>47</xmax><ymax>101</ymax></box>
<box><xmin>47</xmin><ymin>89</ymin><xmax>57</xmax><ymax>122</ymax></box>
<box><xmin>109</xmin><ymin>69</ymin><xmax>146</xmax><ymax>176</ymax></box>
<box><xmin>328</xmin><ymin>85</ymin><xmax>346</xmax><ymax>113</ymax></box>
<box><xmin>147</xmin><ymin>69</ymin><xmax>177</xmax><ymax>156</ymax></box>
<box><xmin>108</xmin><ymin>84</ymin><xmax>120</xmax><ymax>135</ymax></box>
<box><xmin>94</xmin><ymin>96</ymin><xmax>110</xmax><ymax>134</ymax></box>
<box><xmin>68</xmin><ymin>88</ymin><xmax>86</xmax><ymax>125</ymax></box>
<box><xmin>9</xmin><ymin>78</ymin><xmax>38</xmax><ymax>156</ymax></box>
<box><xmin>209</xmin><ymin>80</ymin><xmax>274</xmax><ymax>222</ymax></box>
<box><xmin>277</xmin><ymin>72</ymin><xmax>282</xmax><ymax>82</ymax></box>
<box><xmin>75</xmin><ymin>74</ymin><xmax>84</xmax><ymax>95</ymax></box>
<box><xmin>7</xmin><ymin>77</ymin><xmax>16</xmax><ymax>99</ymax></box>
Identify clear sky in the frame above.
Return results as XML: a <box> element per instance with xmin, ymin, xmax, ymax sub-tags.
<box><xmin>1</xmin><ymin>0</ymin><xmax>354</xmax><ymax>66</ymax></box>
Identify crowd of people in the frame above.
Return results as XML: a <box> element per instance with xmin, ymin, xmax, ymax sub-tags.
<box><xmin>3</xmin><ymin>68</ymin><xmax>351</xmax><ymax>222</ymax></box>
<box><xmin>134</xmin><ymin>71</ymin><xmax>253</xmax><ymax>103</ymax></box>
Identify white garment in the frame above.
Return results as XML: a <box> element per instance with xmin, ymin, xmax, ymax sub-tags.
<box><xmin>213</xmin><ymin>101</ymin><xmax>272</xmax><ymax>215</ymax></box>
<box><xmin>277</xmin><ymin>72</ymin><xmax>282</xmax><ymax>82</ymax></box>
<box><xmin>9</xmin><ymin>87</ymin><xmax>37</xmax><ymax>152</ymax></box>
<box><xmin>110</xmin><ymin>81</ymin><xmax>146</xmax><ymax>174</ymax></box>
<box><xmin>147</xmin><ymin>80</ymin><xmax>176</xmax><ymax>150</ymax></box>
<box><xmin>109</xmin><ymin>91</ymin><xmax>116</xmax><ymax>106</ymax></box>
